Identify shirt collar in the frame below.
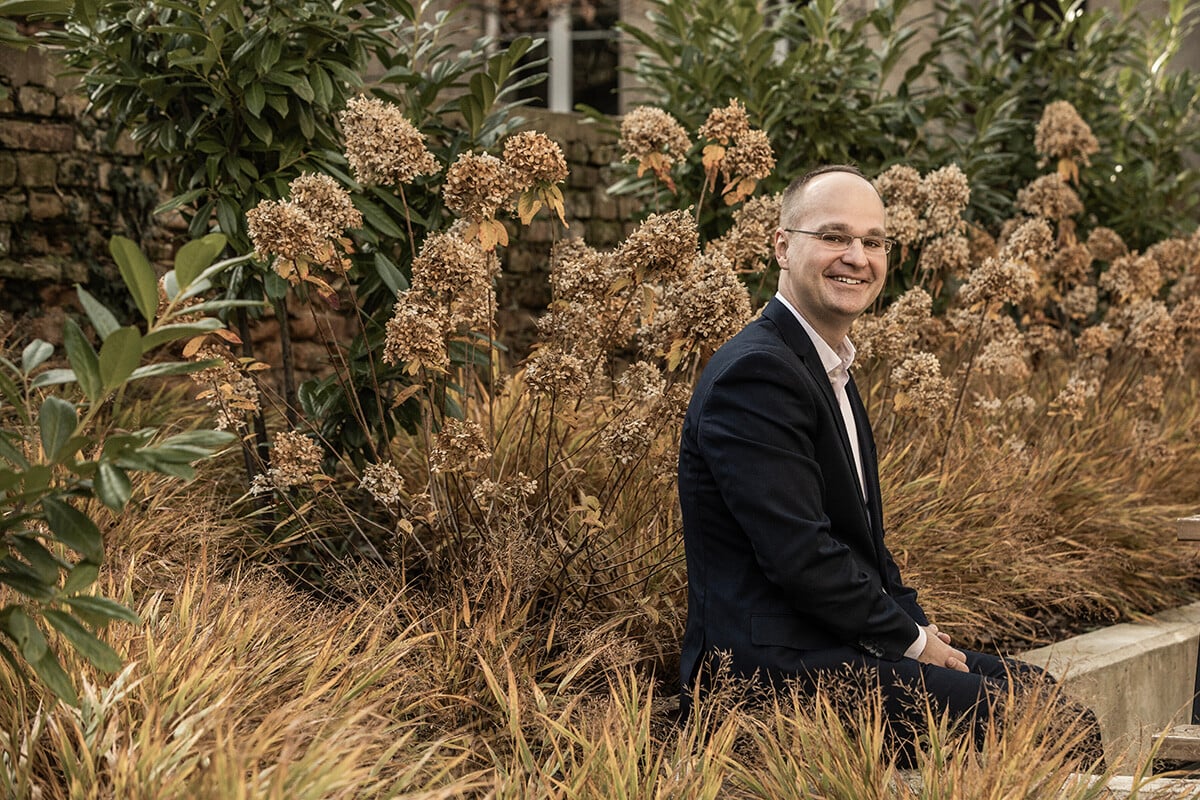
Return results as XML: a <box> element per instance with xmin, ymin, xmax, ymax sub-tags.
<box><xmin>774</xmin><ymin>292</ymin><xmax>856</xmax><ymax>377</ymax></box>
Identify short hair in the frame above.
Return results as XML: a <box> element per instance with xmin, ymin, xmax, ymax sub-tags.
<box><xmin>780</xmin><ymin>164</ymin><xmax>874</xmax><ymax>224</ymax></box>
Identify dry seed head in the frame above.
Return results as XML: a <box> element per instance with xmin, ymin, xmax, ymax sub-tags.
<box><xmin>524</xmin><ymin>344</ymin><xmax>590</xmax><ymax>399</ymax></box>
<box><xmin>918</xmin><ymin>233</ymin><xmax>972</xmax><ymax>277</ymax></box>
<box><xmin>443</xmin><ymin>152</ymin><xmax>517</xmax><ymax>222</ymax></box>
<box><xmin>1062</xmin><ymin>284</ymin><xmax>1099</xmax><ymax>321</ymax></box>
<box><xmin>957</xmin><ymin>256</ymin><xmax>1038</xmax><ymax>308</ymax></box>
<box><xmin>382</xmin><ymin>291</ymin><xmax>450</xmax><ymax>373</ymax></box>
<box><xmin>722</xmin><ymin>128</ymin><xmax>775</xmax><ymax>182</ymax></box>
<box><xmin>890</xmin><ymin>352</ymin><xmax>953</xmax><ymax>419</ymax></box>
<box><xmin>884</xmin><ymin>203</ymin><xmax>921</xmax><ymax>247</ymax></box>
<box><xmin>1016</xmin><ymin>173</ymin><xmax>1083</xmax><ymax>221</ymax></box>
<box><xmin>1121</xmin><ymin>299</ymin><xmax>1179</xmax><ymax>365</ymax></box>
<box><xmin>641</xmin><ymin>251</ymin><xmax>751</xmax><ymax>361</ymax></box>
<box><xmin>1125</xmin><ymin>373</ymin><xmax>1164</xmax><ymax>417</ymax></box>
<box><xmin>549</xmin><ymin>237</ymin><xmax>614</xmax><ymax>302</ymax></box>
<box><xmin>430</xmin><ymin>418</ymin><xmax>490</xmax><ymax>473</ymax></box>
<box><xmin>1146</xmin><ymin>237</ymin><xmax>1195</xmax><ymax>282</ymax></box>
<box><xmin>599</xmin><ymin>417</ymin><xmax>653</xmax><ymax>465</ymax></box>
<box><xmin>360</xmin><ymin>461</ymin><xmax>405</xmax><ymax>506</ymax></box>
<box><xmin>705</xmin><ymin>193</ymin><xmax>781</xmax><ymax>273</ymax></box>
<box><xmin>1049</xmin><ymin>374</ymin><xmax>1098</xmax><ymax>420</ymax></box>
<box><xmin>1086</xmin><ymin>227</ymin><xmax>1127</xmax><ymax>261</ymax></box>
<box><xmin>503</xmin><ymin>130</ymin><xmax>568</xmax><ymax>190</ymax></box>
<box><xmin>288</xmin><ymin>173</ymin><xmax>363</xmax><ymax>239</ymax></box>
<box><xmin>1000</xmin><ymin>217</ymin><xmax>1055</xmax><ymax>266</ymax></box>
<box><xmin>616</xmin><ymin>209</ymin><xmax>700</xmax><ymax>285</ymax></box>
<box><xmin>1034</xmin><ymin>101</ymin><xmax>1100</xmax><ymax>164</ymax></box>
<box><xmin>699</xmin><ymin>98</ymin><xmax>750</xmax><ymax>145</ymax></box>
<box><xmin>263</xmin><ymin>430</ymin><xmax>323</xmax><ymax>490</ymax></box>
<box><xmin>1099</xmin><ymin>253</ymin><xmax>1161</xmax><ymax>305</ymax></box>
<box><xmin>1171</xmin><ymin>295</ymin><xmax>1200</xmax><ymax>344</ymax></box>
<box><xmin>873</xmin><ymin>164</ymin><xmax>925</xmax><ymax>210</ymax></box>
<box><xmin>921</xmin><ymin>164</ymin><xmax>970</xmax><ymax>236</ymax></box>
<box><xmin>975</xmin><ymin>327</ymin><xmax>1031</xmax><ymax>381</ymax></box>
<box><xmin>616</xmin><ymin>360</ymin><xmax>666</xmax><ymax>402</ymax></box>
<box><xmin>246</xmin><ymin>199</ymin><xmax>325</xmax><ymax>263</ymax></box>
<box><xmin>1048</xmin><ymin>244</ymin><xmax>1093</xmax><ymax>285</ymax></box>
<box><xmin>340</xmin><ymin>95</ymin><xmax>439</xmax><ymax>187</ymax></box>
<box><xmin>188</xmin><ymin>344</ymin><xmax>261</xmax><ymax>430</ymax></box>
<box><xmin>411</xmin><ymin>228</ymin><xmax>494</xmax><ymax>296</ymax></box>
<box><xmin>618</xmin><ymin>106</ymin><xmax>691</xmax><ymax>165</ymax></box>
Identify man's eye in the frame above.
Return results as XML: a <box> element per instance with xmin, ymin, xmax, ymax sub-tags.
<box><xmin>820</xmin><ymin>233</ymin><xmax>851</xmax><ymax>246</ymax></box>
<box><xmin>862</xmin><ymin>238</ymin><xmax>885</xmax><ymax>251</ymax></box>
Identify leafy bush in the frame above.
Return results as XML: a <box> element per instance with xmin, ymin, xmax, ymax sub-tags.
<box><xmin>0</xmin><ymin>234</ymin><xmax>243</xmax><ymax>702</ymax></box>
<box><xmin>618</xmin><ymin>0</ymin><xmax>1200</xmax><ymax>249</ymax></box>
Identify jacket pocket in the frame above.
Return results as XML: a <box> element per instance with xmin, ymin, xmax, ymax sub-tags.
<box><xmin>750</xmin><ymin>614</ymin><xmax>839</xmax><ymax>651</ymax></box>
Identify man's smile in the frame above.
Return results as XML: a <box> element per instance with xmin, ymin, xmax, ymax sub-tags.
<box><xmin>829</xmin><ymin>275</ymin><xmax>869</xmax><ymax>285</ymax></box>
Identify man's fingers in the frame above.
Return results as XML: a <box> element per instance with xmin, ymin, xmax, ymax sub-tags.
<box><xmin>937</xmin><ymin>631</ymin><xmax>952</xmax><ymax>644</ymax></box>
<box><xmin>945</xmin><ymin>656</ymin><xmax>969</xmax><ymax>673</ymax></box>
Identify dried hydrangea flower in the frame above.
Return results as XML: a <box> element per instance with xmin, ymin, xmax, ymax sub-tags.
<box><xmin>918</xmin><ymin>234</ymin><xmax>971</xmax><ymax>277</ymax></box>
<box><xmin>524</xmin><ymin>344</ymin><xmax>590</xmax><ymax>399</ymax></box>
<box><xmin>288</xmin><ymin>173</ymin><xmax>363</xmax><ymax>239</ymax></box>
<box><xmin>640</xmin><ymin>251</ymin><xmax>752</xmax><ymax>365</ymax></box>
<box><xmin>1049</xmin><ymin>373</ymin><xmax>1098</xmax><ymax>420</ymax></box>
<box><xmin>1048</xmin><ymin>244</ymin><xmax>1093</xmax><ymax>285</ymax></box>
<box><xmin>1000</xmin><ymin>217</ymin><xmax>1055</xmax><ymax>266</ymax></box>
<box><xmin>550</xmin><ymin>237</ymin><xmax>619</xmax><ymax>302</ymax></box>
<box><xmin>340</xmin><ymin>95</ymin><xmax>439</xmax><ymax>187</ymax></box>
<box><xmin>921</xmin><ymin>164</ymin><xmax>970</xmax><ymax>237</ymax></box>
<box><xmin>1120</xmin><ymin>299</ymin><xmax>1179</xmax><ymax>365</ymax></box>
<box><xmin>429</xmin><ymin>418</ymin><xmax>490</xmax><ymax>473</ymax></box>
<box><xmin>720</xmin><ymin>128</ymin><xmax>775</xmax><ymax>204</ymax></box>
<box><xmin>705</xmin><ymin>193</ymin><xmax>781</xmax><ymax>272</ymax></box>
<box><xmin>699</xmin><ymin>98</ymin><xmax>750</xmax><ymax>145</ymax></box>
<box><xmin>616</xmin><ymin>209</ymin><xmax>700</xmax><ymax>285</ymax></box>
<box><xmin>616</xmin><ymin>360</ymin><xmax>666</xmax><ymax>402</ymax></box>
<box><xmin>1062</xmin><ymin>284</ymin><xmax>1099</xmax><ymax>320</ymax></box>
<box><xmin>255</xmin><ymin>430</ymin><xmax>323</xmax><ymax>492</ymax></box>
<box><xmin>890</xmin><ymin>352</ymin><xmax>953</xmax><ymax>419</ymax></box>
<box><xmin>411</xmin><ymin>228</ymin><xmax>494</xmax><ymax>296</ymax></box>
<box><xmin>1171</xmin><ymin>295</ymin><xmax>1200</xmax><ymax>344</ymax></box>
<box><xmin>1125</xmin><ymin>373</ymin><xmax>1164</xmax><ymax>417</ymax></box>
<box><xmin>874</xmin><ymin>165</ymin><xmax>926</xmax><ymax>211</ymax></box>
<box><xmin>600</xmin><ymin>417</ymin><xmax>652</xmax><ymax>465</ymax></box>
<box><xmin>360</xmin><ymin>461</ymin><xmax>405</xmax><ymax>506</ymax></box>
<box><xmin>246</xmin><ymin>199</ymin><xmax>325</xmax><ymax>264</ymax></box>
<box><xmin>1086</xmin><ymin>227</ymin><xmax>1127</xmax><ymax>261</ymax></box>
<box><xmin>618</xmin><ymin>106</ymin><xmax>692</xmax><ymax>192</ymax></box>
<box><xmin>1146</xmin><ymin>237</ymin><xmax>1195</xmax><ymax>283</ymax></box>
<box><xmin>975</xmin><ymin>326</ymin><xmax>1031</xmax><ymax>380</ymax></box>
<box><xmin>189</xmin><ymin>343</ymin><xmax>262</xmax><ymax>431</ymax></box>
<box><xmin>443</xmin><ymin>151</ymin><xmax>518</xmax><ymax>249</ymax></box>
<box><xmin>957</xmin><ymin>255</ymin><xmax>1038</xmax><ymax>308</ymax></box>
<box><xmin>1034</xmin><ymin>101</ymin><xmax>1100</xmax><ymax>166</ymax></box>
<box><xmin>1016</xmin><ymin>173</ymin><xmax>1083</xmax><ymax>221</ymax></box>
<box><xmin>1098</xmin><ymin>253</ymin><xmax>1161</xmax><ymax>305</ymax></box>
<box><xmin>383</xmin><ymin>291</ymin><xmax>450</xmax><ymax>374</ymax></box>
<box><xmin>885</xmin><ymin>204</ymin><xmax>922</xmax><ymax>247</ymax></box>
<box><xmin>504</xmin><ymin>130</ymin><xmax>568</xmax><ymax>190</ymax></box>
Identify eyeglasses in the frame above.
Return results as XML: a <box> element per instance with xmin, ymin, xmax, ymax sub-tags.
<box><xmin>784</xmin><ymin>228</ymin><xmax>895</xmax><ymax>255</ymax></box>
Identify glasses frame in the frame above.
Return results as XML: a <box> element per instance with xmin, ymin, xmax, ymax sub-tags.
<box><xmin>783</xmin><ymin>228</ymin><xmax>895</xmax><ymax>256</ymax></box>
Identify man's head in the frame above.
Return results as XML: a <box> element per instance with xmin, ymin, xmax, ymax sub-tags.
<box><xmin>774</xmin><ymin>165</ymin><xmax>889</xmax><ymax>346</ymax></box>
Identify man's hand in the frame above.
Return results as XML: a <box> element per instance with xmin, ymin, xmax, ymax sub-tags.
<box><xmin>917</xmin><ymin>625</ymin><xmax>968</xmax><ymax>672</ymax></box>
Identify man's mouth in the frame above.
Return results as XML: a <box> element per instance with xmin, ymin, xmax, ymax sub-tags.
<box><xmin>829</xmin><ymin>275</ymin><xmax>868</xmax><ymax>285</ymax></box>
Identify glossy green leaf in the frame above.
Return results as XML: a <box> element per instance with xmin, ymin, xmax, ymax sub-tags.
<box><xmin>128</xmin><ymin>361</ymin><xmax>214</xmax><ymax>381</ymax></box>
<box><xmin>63</xmin><ymin>595</ymin><xmax>140</xmax><ymax>626</ymax></box>
<box><xmin>40</xmin><ymin>497</ymin><xmax>104</xmax><ymax>565</ymax></box>
<box><xmin>29</xmin><ymin>648</ymin><xmax>77</xmax><ymax>704</ymax></box>
<box><xmin>0</xmin><ymin>607</ymin><xmax>47</xmax><ymax>662</ymax></box>
<box><xmin>174</xmin><ymin>233</ymin><xmax>227</xmax><ymax>290</ymax></box>
<box><xmin>10</xmin><ymin>537</ymin><xmax>62</xmax><ymax>585</ymax></box>
<box><xmin>38</xmin><ymin>396</ymin><xmax>77</xmax><ymax>464</ymax></box>
<box><xmin>61</xmin><ymin>563</ymin><xmax>100</xmax><ymax>596</ymax></box>
<box><xmin>94</xmin><ymin>463</ymin><xmax>132</xmax><ymax>512</ymax></box>
<box><xmin>62</xmin><ymin>319</ymin><xmax>101</xmax><ymax>403</ymax></box>
<box><xmin>75</xmin><ymin>287</ymin><xmax>120</xmax><ymax>341</ymax></box>
<box><xmin>43</xmin><ymin>610</ymin><xmax>122</xmax><ymax>673</ymax></box>
<box><xmin>140</xmin><ymin>319</ymin><xmax>224</xmax><ymax>352</ymax></box>
<box><xmin>30</xmin><ymin>368</ymin><xmax>77</xmax><ymax>390</ymax></box>
<box><xmin>98</xmin><ymin>326</ymin><xmax>142</xmax><ymax>391</ymax></box>
<box><xmin>109</xmin><ymin>237</ymin><xmax>158</xmax><ymax>325</ymax></box>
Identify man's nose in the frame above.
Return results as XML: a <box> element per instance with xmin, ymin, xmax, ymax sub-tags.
<box><xmin>842</xmin><ymin>238</ymin><xmax>870</xmax><ymax>266</ymax></box>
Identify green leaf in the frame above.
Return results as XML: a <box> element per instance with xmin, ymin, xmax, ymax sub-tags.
<box><xmin>21</xmin><ymin>340</ymin><xmax>54</xmax><ymax>374</ymax></box>
<box><xmin>140</xmin><ymin>319</ymin><xmax>224</xmax><ymax>352</ymax></box>
<box><xmin>29</xmin><ymin>368</ymin><xmax>76</xmax><ymax>390</ymax></box>
<box><xmin>128</xmin><ymin>361</ymin><xmax>213</xmax><ymax>381</ymax></box>
<box><xmin>0</xmin><ymin>571</ymin><xmax>56</xmax><ymax>602</ymax></box>
<box><xmin>98</xmin><ymin>326</ymin><xmax>142</xmax><ymax>391</ymax></box>
<box><xmin>40</xmin><ymin>497</ymin><xmax>104</xmax><ymax>565</ymax></box>
<box><xmin>0</xmin><ymin>607</ymin><xmax>47</xmax><ymax>662</ymax></box>
<box><xmin>61</xmin><ymin>563</ymin><xmax>99</xmax><ymax>596</ymax></box>
<box><xmin>75</xmin><ymin>287</ymin><xmax>120</xmax><ymax>341</ymax></box>
<box><xmin>375</xmin><ymin>251</ymin><xmax>408</xmax><ymax>295</ymax></box>
<box><xmin>156</xmin><ymin>429</ymin><xmax>237</xmax><ymax>450</ymax></box>
<box><xmin>29</xmin><ymin>648</ymin><xmax>77</xmax><ymax>704</ymax></box>
<box><xmin>109</xmin><ymin>237</ymin><xmax>159</xmax><ymax>325</ymax></box>
<box><xmin>94</xmin><ymin>463</ymin><xmax>132</xmax><ymax>512</ymax></box>
<box><xmin>62</xmin><ymin>595</ymin><xmax>139</xmax><ymax>626</ymax></box>
<box><xmin>43</xmin><ymin>609</ymin><xmax>122</xmax><ymax>673</ymax></box>
<box><xmin>38</xmin><ymin>396</ymin><xmax>77</xmax><ymax>464</ymax></box>
<box><xmin>174</xmin><ymin>233</ymin><xmax>227</xmax><ymax>290</ymax></box>
<box><xmin>10</xmin><ymin>537</ymin><xmax>63</xmax><ymax>585</ymax></box>
<box><xmin>62</xmin><ymin>319</ymin><xmax>102</xmax><ymax>403</ymax></box>
<box><xmin>245</xmin><ymin>81</ymin><xmax>266</xmax><ymax>116</ymax></box>
<box><xmin>153</xmin><ymin>188</ymin><xmax>207</xmax><ymax>216</ymax></box>
<box><xmin>0</xmin><ymin>367</ymin><xmax>24</xmax><ymax>417</ymax></box>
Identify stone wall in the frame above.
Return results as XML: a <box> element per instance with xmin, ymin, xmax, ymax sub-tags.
<box><xmin>0</xmin><ymin>39</ymin><xmax>180</xmax><ymax>342</ymax></box>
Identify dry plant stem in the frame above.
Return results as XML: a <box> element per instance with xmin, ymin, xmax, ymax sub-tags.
<box><xmin>308</xmin><ymin>303</ymin><xmax>381</xmax><ymax>462</ymax></box>
<box><xmin>941</xmin><ymin>306</ymin><xmax>990</xmax><ymax>474</ymax></box>
<box><xmin>272</xmin><ymin>295</ymin><xmax>299</xmax><ymax>428</ymax></box>
<box><xmin>345</xmin><ymin>282</ymin><xmax>391</xmax><ymax>458</ymax></box>
<box><xmin>398</xmin><ymin>183</ymin><xmax>418</xmax><ymax>261</ymax></box>
<box><xmin>236</xmin><ymin>306</ymin><xmax>270</xmax><ymax>474</ymax></box>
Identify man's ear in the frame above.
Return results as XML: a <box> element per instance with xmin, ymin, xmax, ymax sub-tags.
<box><xmin>774</xmin><ymin>229</ymin><xmax>790</xmax><ymax>269</ymax></box>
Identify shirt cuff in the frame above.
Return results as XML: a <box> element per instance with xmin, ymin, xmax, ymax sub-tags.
<box><xmin>903</xmin><ymin>626</ymin><xmax>927</xmax><ymax>660</ymax></box>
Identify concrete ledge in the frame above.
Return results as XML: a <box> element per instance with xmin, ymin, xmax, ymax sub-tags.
<box><xmin>1021</xmin><ymin>601</ymin><xmax>1200</xmax><ymax>771</ymax></box>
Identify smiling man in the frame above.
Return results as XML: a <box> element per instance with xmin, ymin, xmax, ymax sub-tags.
<box><xmin>676</xmin><ymin>165</ymin><xmax>1103</xmax><ymax>763</ymax></box>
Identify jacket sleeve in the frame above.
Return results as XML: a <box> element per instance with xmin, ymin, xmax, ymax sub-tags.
<box><xmin>695</xmin><ymin>348</ymin><xmax>920</xmax><ymax>660</ymax></box>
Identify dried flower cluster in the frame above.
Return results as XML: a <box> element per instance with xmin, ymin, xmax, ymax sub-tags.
<box><xmin>382</xmin><ymin>292</ymin><xmax>451</xmax><ymax>375</ymax></box>
<box><xmin>360</xmin><ymin>461</ymin><xmax>405</xmax><ymax>506</ymax></box>
<box><xmin>504</xmin><ymin>131</ymin><xmax>569</xmax><ymax>190</ymax></box>
<box><xmin>874</xmin><ymin>164</ymin><xmax>970</xmax><ymax>272</ymax></box>
<box><xmin>639</xmin><ymin>251</ymin><xmax>752</xmax><ymax>365</ymax></box>
<box><xmin>1017</xmin><ymin>174</ymin><xmax>1083</xmax><ymax>221</ymax></box>
<box><xmin>252</xmin><ymin>431</ymin><xmax>323</xmax><ymax>494</ymax></box>
<box><xmin>616</xmin><ymin>209</ymin><xmax>700</xmax><ymax>285</ymax></box>
<box><xmin>890</xmin><ymin>352</ymin><xmax>953</xmax><ymax>419</ymax></box>
<box><xmin>1034</xmin><ymin>100</ymin><xmax>1100</xmax><ymax>166</ymax></box>
<box><xmin>429</xmin><ymin>418</ymin><xmax>490</xmax><ymax>474</ymax></box>
<box><xmin>524</xmin><ymin>344</ymin><xmax>590</xmax><ymax>399</ymax></box>
<box><xmin>600</xmin><ymin>417</ymin><xmax>652</xmax><ymax>465</ymax></box>
<box><xmin>853</xmin><ymin>287</ymin><xmax>932</xmax><ymax>363</ymax></box>
<box><xmin>618</xmin><ymin>106</ymin><xmax>692</xmax><ymax>191</ymax></box>
<box><xmin>443</xmin><ymin>152</ymin><xmax>517</xmax><ymax>224</ymax></box>
<box><xmin>189</xmin><ymin>344</ymin><xmax>262</xmax><ymax>431</ymax></box>
<box><xmin>340</xmin><ymin>95</ymin><xmax>439</xmax><ymax>187</ymax></box>
<box><xmin>698</xmin><ymin>98</ymin><xmax>750</xmax><ymax>145</ymax></box>
<box><xmin>705</xmin><ymin>193</ymin><xmax>781</xmax><ymax>273</ymax></box>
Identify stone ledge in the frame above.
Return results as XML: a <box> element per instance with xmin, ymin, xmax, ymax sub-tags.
<box><xmin>1021</xmin><ymin>601</ymin><xmax>1200</xmax><ymax>773</ymax></box>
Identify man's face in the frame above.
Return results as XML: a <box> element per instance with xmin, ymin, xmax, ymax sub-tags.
<box><xmin>773</xmin><ymin>172</ymin><xmax>888</xmax><ymax>345</ymax></box>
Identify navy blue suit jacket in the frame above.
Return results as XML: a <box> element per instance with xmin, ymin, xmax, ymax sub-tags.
<box><xmin>677</xmin><ymin>298</ymin><xmax>928</xmax><ymax>692</ymax></box>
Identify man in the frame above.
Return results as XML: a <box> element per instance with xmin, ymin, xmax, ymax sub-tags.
<box><xmin>676</xmin><ymin>165</ymin><xmax>1099</xmax><ymax>759</ymax></box>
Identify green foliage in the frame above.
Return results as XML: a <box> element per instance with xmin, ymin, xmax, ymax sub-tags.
<box><xmin>620</xmin><ymin>0</ymin><xmax>1200</xmax><ymax>248</ymax></box>
<box><xmin>0</xmin><ymin>235</ymin><xmax>245</xmax><ymax>703</ymax></box>
<box><xmin>0</xmin><ymin>0</ymin><xmax>69</xmax><ymax>50</ymax></box>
